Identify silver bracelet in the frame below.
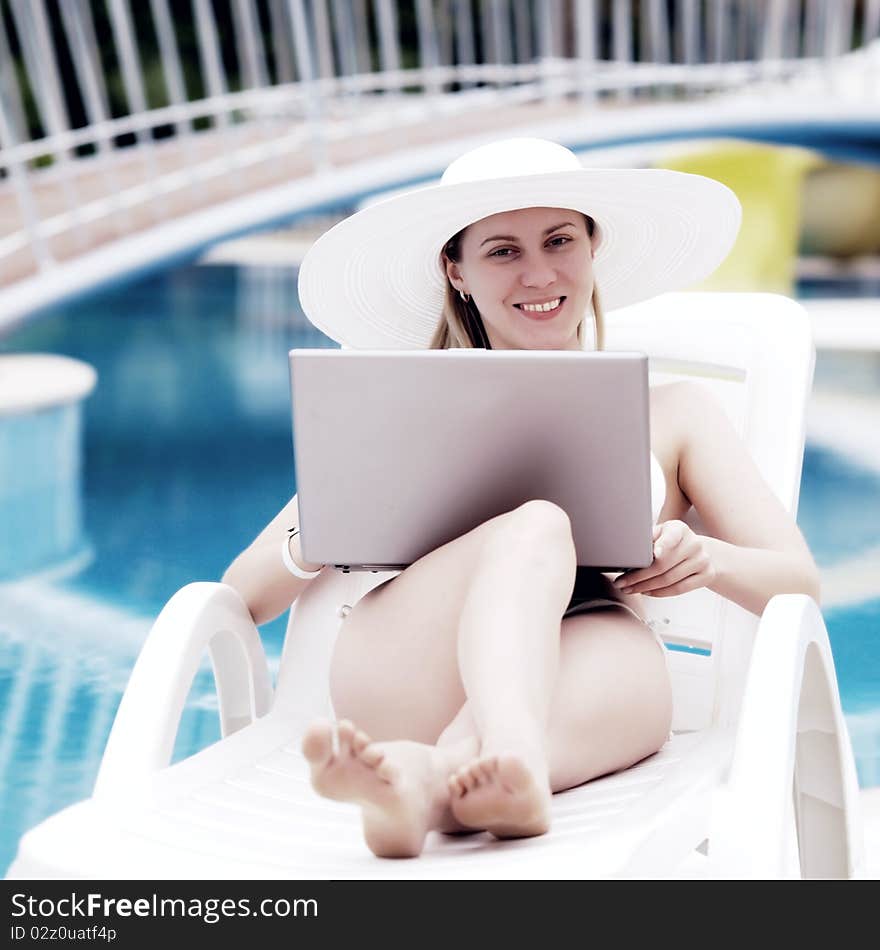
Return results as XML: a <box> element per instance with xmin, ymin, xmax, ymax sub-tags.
<box><xmin>281</xmin><ymin>528</ymin><xmax>322</xmax><ymax>579</ymax></box>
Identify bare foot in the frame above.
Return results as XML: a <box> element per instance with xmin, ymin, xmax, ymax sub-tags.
<box><xmin>301</xmin><ymin>718</ymin><xmax>463</xmax><ymax>858</ymax></box>
<box><xmin>448</xmin><ymin>752</ymin><xmax>552</xmax><ymax>839</ymax></box>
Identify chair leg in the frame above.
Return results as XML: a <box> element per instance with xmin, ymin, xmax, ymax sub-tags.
<box><xmin>781</xmin><ymin>785</ymin><xmax>801</xmax><ymax>878</ymax></box>
<box><xmin>793</xmin><ymin>641</ymin><xmax>861</xmax><ymax>878</ymax></box>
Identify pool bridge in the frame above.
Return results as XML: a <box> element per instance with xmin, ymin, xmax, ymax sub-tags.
<box><xmin>1</xmin><ymin>0</ymin><xmax>879</xmax><ymax>328</ymax></box>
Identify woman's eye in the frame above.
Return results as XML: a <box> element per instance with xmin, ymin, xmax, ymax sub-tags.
<box><xmin>488</xmin><ymin>237</ymin><xmax>572</xmax><ymax>258</ymax></box>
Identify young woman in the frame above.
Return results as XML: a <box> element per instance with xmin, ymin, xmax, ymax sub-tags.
<box><xmin>222</xmin><ymin>139</ymin><xmax>821</xmax><ymax>858</ymax></box>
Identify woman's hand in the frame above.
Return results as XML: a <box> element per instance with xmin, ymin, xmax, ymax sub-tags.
<box><xmin>612</xmin><ymin>521</ymin><xmax>717</xmax><ymax>598</ymax></box>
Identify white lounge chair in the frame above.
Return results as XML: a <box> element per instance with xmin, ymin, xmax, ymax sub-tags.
<box><xmin>7</xmin><ymin>292</ymin><xmax>865</xmax><ymax>879</ymax></box>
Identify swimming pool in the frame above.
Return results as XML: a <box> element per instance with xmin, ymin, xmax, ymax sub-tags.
<box><xmin>1</xmin><ymin>258</ymin><xmax>878</xmax><ymax>874</ymax></box>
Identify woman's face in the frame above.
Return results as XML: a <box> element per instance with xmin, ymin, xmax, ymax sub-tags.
<box><xmin>446</xmin><ymin>206</ymin><xmax>596</xmax><ymax>350</ymax></box>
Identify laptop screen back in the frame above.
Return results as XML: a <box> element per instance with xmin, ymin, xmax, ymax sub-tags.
<box><xmin>289</xmin><ymin>349</ymin><xmax>653</xmax><ymax>572</ymax></box>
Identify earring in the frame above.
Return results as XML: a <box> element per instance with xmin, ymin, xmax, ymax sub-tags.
<box><xmin>459</xmin><ymin>290</ymin><xmax>470</xmax><ymax>303</ymax></box>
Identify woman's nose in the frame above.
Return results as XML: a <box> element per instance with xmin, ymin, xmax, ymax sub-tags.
<box><xmin>519</xmin><ymin>257</ymin><xmax>556</xmax><ymax>288</ymax></box>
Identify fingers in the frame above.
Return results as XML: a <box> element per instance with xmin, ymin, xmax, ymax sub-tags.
<box><xmin>653</xmin><ymin>519</ymin><xmax>686</xmax><ymax>561</ymax></box>
<box><xmin>640</xmin><ymin>573</ymin><xmax>706</xmax><ymax>598</ymax></box>
<box><xmin>615</xmin><ymin>521</ymin><xmax>712</xmax><ymax>594</ymax></box>
<box><xmin>616</xmin><ymin>522</ymin><xmax>685</xmax><ymax>590</ymax></box>
<box><xmin>651</xmin><ymin>521</ymin><xmax>664</xmax><ymax>558</ymax></box>
<box><xmin>621</xmin><ymin>548</ymin><xmax>716</xmax><ymax>596</ymax></box>
<box><xmin>621</xmin><ymin>560</ymin><xmax>698</xmax><ymax>594</ymax></box>
<box><xmin>641</xmin><ymin>548</ymin><xmax>717</xmax><ymax>596</ymax></box>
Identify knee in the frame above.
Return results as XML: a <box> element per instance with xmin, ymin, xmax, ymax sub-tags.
<box><xmin>509</xmin><ymin>499</ymin><xmax>574</xmax><ymax>545</ymax></box>
<box><xmin>494</xmin><ymin>499</ymin><xmax>576</xmax><ymax>567</ymax></box>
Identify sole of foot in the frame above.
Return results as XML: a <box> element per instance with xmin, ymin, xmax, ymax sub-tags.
<box><xmin>301</xmin><ymin>718</ymin><xmax>434</xmax><ymax>858</ymax></box>
<box><xmin>448</xmin><ymin>752</ymin><xmax>551</xmax><ymax>839</ymax></box>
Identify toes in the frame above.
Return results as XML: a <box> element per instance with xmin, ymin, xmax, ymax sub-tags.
<box><xmin>448</xmin><ymin>757</ymin><xmax>501</xmax><ymax>795</ymax></box>
<box><xmin>352</xmin><ymin>729</ymin><xmax>371</xmax><ymax>755</ymax></box>
<box><xmin>337</xmin><ymin>719</ymin><xmax>356</xmax><ymax>754</ymax></box>
<box><xmin>301</xmin><ymin>719</ymin><xmax>334</xmax><ymax>766</ymax></box>
<box><xmin>452</xmin><ymin>767</ymin><xmax>470</xmax><ymax>793</ymax></box>
<box><xmin>358</xmin><ymin>745</ymin><xmax>385</xmax><ymax>768</ymax></box>
<box><xmin>464</xmin><ymin>764</ymin><xmax>482</xmax><ymax>790</ymax></box>
<box><xmin>375</xmin><ymin>759</ymin><xmax>397</xmax><ymax>784</ymax></box>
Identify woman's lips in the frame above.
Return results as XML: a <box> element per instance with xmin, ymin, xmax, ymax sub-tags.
<box><xmin>515</xmin><ymin>297</ymin><xmax>566</xmax><ymax>321</ymax></box>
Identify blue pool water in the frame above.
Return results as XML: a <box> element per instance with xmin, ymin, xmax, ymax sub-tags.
<box><xmin>1</xmin><ymin>260</ymin><xmax>879</xmax><ymax>874</ymax></box>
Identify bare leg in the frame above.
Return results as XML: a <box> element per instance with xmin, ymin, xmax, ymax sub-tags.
<box><xmin>448</xmin><ymin>500</ymin><xmax>576</xmax><ymax>836</ymax></box>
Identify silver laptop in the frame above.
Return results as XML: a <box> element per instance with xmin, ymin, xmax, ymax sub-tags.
<box><xmin>289</xmin><ymin>349</ymin><xmax>653</xmax><ymax>572</ymax></box>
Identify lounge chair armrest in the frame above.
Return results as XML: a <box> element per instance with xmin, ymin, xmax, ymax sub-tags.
<box><xmin>94</xmin><ymin>583</ymin><xmax>272</xmax><ymax>799</ymax></box>
<box><xmin>708</xmin><ymin>593</ymin><xmax>864</xmax><ymax>878</ymax></box>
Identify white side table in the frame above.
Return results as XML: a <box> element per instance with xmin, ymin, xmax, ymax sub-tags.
<box><xmin>0</xmin><ymin>354</ymin><xmax>97</xmax><ymax>579</ymax></box>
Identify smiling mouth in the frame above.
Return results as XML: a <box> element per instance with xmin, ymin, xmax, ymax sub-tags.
<box><xmin>514</xmin><ymin>296</ymin><xmax>566</xmax><ymax>318</ymax></box>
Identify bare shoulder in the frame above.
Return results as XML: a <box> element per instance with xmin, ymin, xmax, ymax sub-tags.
<box><xmin>654</xmin><ymin>380</ymin><xmax>810</xmax><ymax>554</ymax></box>
<box><xmin>650</xmin><ymin>380</ymin><xmax>719</xmax><ymax>446</ymax></box>
<box><xmin>649</xmin><ymin>379</ymin><xmax>703</xmax><ymax>414</ymax></box>
<box><xmin>649</xmin><ymin>380</ymin><xmax>698</xmax><ymax>455</ymax></box>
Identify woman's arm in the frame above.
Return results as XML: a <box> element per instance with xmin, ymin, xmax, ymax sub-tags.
<box><xmin>703</xmin><ymin>535</ymin><xmax>821</xmax><ymax>616</ymax></box>
<box><xmin>616</xmin><ymin>382</ymin><xmax>821</xmax><ymax>617</ymax></box>
<box><xmin>221</xmin><ymin>495</ymin><xmax>324</xmax><ymax>626</ymax></box>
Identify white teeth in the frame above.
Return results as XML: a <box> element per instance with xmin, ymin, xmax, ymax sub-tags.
<box><xmin>520</xmin><ymin>298</ymin><xmax>561</xmax><ymax>313</ymax></box>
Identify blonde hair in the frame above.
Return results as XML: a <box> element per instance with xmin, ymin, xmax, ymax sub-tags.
<box><xmin>430</xmin><ymin>215</ymin><xmax>605</xmax><ymax>351</ymax></box>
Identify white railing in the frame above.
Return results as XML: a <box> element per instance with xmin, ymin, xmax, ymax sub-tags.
<box><xmin>1</xmin><ymin>0</ymin><xmax>878</xmax><ymax>285</ymax></box>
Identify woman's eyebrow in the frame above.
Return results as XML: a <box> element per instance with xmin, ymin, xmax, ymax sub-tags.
<box><xmin>479</xmin><ymin>222</ymin><xmax>577</xmax><ymax>247</ymax></box>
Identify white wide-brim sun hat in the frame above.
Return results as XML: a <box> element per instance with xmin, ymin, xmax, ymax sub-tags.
<box><xmin>298</xmin><ymin>138</ymin><xmax>742</xmax><ymax>349</ymax></box>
